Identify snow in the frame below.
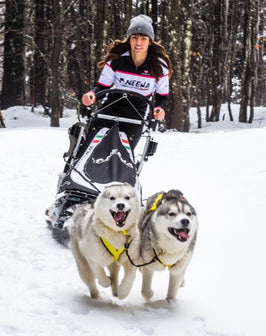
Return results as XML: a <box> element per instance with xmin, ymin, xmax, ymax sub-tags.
<box><xmin>1</xmin><ymin>103</ymin><xmax>266</xmax><ymax>336</ymax></box>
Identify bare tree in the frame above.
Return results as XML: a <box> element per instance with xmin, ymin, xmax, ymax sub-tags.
<box><xmin>66</xmin><ymin>1</ymin><xmax>94</xmax><ymax>99</ymax></box>
<box><xmin>0</xmin><ymin>1</ymin><xmax>6</xmax><ymax>95</ymax></box>
<box><xmin>255</xmin><ymin>1</ymin><xmax>265</xmax><ymax>106</ymax></box>
<box><xmin>208</xmin><ymin>0</ymin><xmax>225</xmax><ymax>122</ymax></box>
<box><xmin>168</xmin><ymin>0</ymin><xmax>192</xmax><ymax>131</ymax></box>
<box><xmin>1</xmin><ymin>0</ymin><xmax>26</xmax><ymax>109</ymax></box>
<box><xmin>32</xmin><ymin>0</ymin><xmax>49</xmax><ymax>108</ymax></box>
<box><xmin>239</xmin><ymin>0</ymin><xmax>258</xmax><ymax>123</ymax></box>
<box><xmin>48</xmin><ymin>0</ymin><xmax>64</xmax><ymax>126</ymax></box>
<box><xmin>0</xmin><ymin>0</ymin><xmax>264</xmax><ymax>129</ymax></box>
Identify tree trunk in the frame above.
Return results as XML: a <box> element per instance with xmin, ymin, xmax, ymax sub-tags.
<box><xmin>1</xmin><ymin>0</ymin><xmax>26</xmax><ymax>109</ymax></box>
<box><xmin>239</xmin><ymin>0</ymin><xmax>257</xmax><ymax>123</ymax></box>
<box><xmin>111</xmin><ymin>0</ymin><xmax>123</xmax><ymax>40</ymax></box>
<box><xmin>248</xmin><ymin>0</ymin><xmax>258</xmax><ymax>123</ymax></box>
<box><xmin>151</xmin><ymin>0</ymin><xmax>158</xmax><ymax>39</ymax></box>
<box><xmin>124</xmin><ymin>0</ymin><xmax>132</xmax><ymax>31</ymax></box>
<box><xmin>226</xmin><ymin>1</ymin><xmax>240</xmax><ymax>121</ymax></box>
<box><xmin>49</xmin><ymin>0</ymin><xmax>63</xmax><ymax>127</ymax></box>
<box><xmin>168</xmin><ymin>0</ymin><xmax>192</xmax><ymax>132</ymax></box>
<box><xmin>255</xmin><ymin>0</ymin><xmax>265</xmax><ymax>106</ymax></box>
<box><xmin>209</xmin><ymin>0</ymin><xmax>224</xmax><ymax>122</ymax></box>
<box><xmin>95</xmin><ymin>0</ymin><xmax>105</xmax><ymax>81</ymax></box>
<box><xmin>33</xmin><ymin>0</ymin><xmax>48</xmax><ymax>107</ymax></box>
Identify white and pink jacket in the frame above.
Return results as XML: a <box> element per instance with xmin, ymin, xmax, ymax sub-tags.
<box><xmin>93</xmin><ymin>51</ymin><xmax>169</xmax><ymax>113</ymax></box>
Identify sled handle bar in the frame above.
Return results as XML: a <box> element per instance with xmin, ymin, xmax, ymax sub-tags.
<box><xmin>95</xmin><ymin>88</ymin><xmax>153</xmax><ymax>108</ymax></box>
<box><xmin>95</xmin><ymin>113</ymin><xmax>143</xmax><ymax>125</ymax></box>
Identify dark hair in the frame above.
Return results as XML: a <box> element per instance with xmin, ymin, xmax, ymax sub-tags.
<box><xmin>97</xmin><ymin>38</ymin><xmax>173</xmax><ymax>81</ymax></box>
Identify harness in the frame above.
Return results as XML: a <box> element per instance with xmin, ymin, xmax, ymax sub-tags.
<box><xmin>145</xmin><ymin>193</ymin><xmax>164</xmax><ymax>214</ymax></box>
<box><xmin>100</xmin><ymin>229</ymin><xmax>131</xmax><ymax>262</ymax></box>
<box><xmin>100</xmin><ymin>194</ymin><xmax>177</xmax><ymax>268</ymax></box>
<box><xmin>145</xmin><ymin>192</ymin><xmax>178</xmax><ymax>268</ymax></box>
<box><xmin>125</xmin><ymin>246</ymin><xmax>177</xmax><ymax>269</ymax></box>
<box><xmin>153</xmin><ymin>248</ymin><xmax>177</xmax><ymax>268</ymax></box>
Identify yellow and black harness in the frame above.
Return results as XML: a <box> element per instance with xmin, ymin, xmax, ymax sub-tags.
<box><xmin>152</xmin><ymin>248</ymin><xmax>177</xmax><ymax>268</ymax></box>
<box><xmin>100</xmin><ymin>193</ymin><xmax>177</xmax><ymax>268</ymax></box>
<box><xmin>145</xmin><ymin>192</ymin><xmax>178</xmax><ymax>268</ymax></box>
<box><xmin>100</xmin><ymin>229</ymin><xmax>131</xmax><ymax>262</ymax></box>
<box><xmin>145</xmin><ymin>193</ymin><xmax>164</xmax><ymax>214</ymax></box>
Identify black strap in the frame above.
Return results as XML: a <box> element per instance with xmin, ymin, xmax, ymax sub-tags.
<box><xmin>125</xmin><ymin>244</ymin><xmax>178</xmax><ymax>268</ymax></box>
<box><xmin>125</xmin><ymin>245</ymin><xmax>157</xmax><ymax>268</ymax></box>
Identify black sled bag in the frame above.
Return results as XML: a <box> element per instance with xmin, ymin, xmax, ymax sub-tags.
<box><xmin>59</xmin><ymin>124</ymin><xmax>137</xmax><ymax>194</ymax></box>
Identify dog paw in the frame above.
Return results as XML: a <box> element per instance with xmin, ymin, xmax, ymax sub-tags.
<box><xmin>166</xmin><ymin>296</ymin><xmax>177</xmax><ymax>302</ymax></box>
<box><xmin>142</xmin><ymin>289</ymin><xmax>154</xmax><ymax>300</ymax></box>
<box><xmin>117</xmin><ymin>286</ymin><xmax>130</xmax><ymax>300</ymax></box>
<box><xmin>90</xmin><ymin>291</ymin><xmax>100</xmax><ymax>299</ymax></box>
<box><xmin>98</xmin><ymin>276</ymin><xmax>111</xmax><ymax>288</ymax></box>
<box><xmin>111</xmin><ymin>287</ymin><xmax>118</xmax><ymax>297</ymax></box>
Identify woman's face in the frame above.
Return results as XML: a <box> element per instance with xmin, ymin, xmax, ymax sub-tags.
<box><xmin>129</xmin><ymin>34</ymin><xmax>150</xmax><ymax>58</ymax></box>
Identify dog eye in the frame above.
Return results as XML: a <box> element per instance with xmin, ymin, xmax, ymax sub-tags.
<box><xmin>186</xmin><ymin>212</ymin><xmax>192</xmax><ymax>217</ymax></box>
<box><xmin>110</xmin><ymin>196</ymin><xmax>115</xmax><ymax>200</ymax></box>
<box><xmin>125</xmin><ymin>196</ymin><xmax>130</xmax><ymax>200</ymax></box>
<box><xmin>168</xmin><ymin>212</ymin><xmax>176</xmax><ymax>217</ymax></box>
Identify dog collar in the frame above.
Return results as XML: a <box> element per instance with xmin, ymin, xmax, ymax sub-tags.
<box><xmin>153</xmin><ymin>248</ymin><xmax>177</xmax><ymax>268</ymax></box>
<box><xmin>100</xmin><ymin>231</ymin><xmax>131</xmax><ymax>262</ymax></box>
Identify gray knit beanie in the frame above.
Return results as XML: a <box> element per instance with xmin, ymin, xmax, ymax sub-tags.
<box><xmin>127</xmin><ymin>14</ymin><xmax>154</xmax><ymax>40</ymax></box>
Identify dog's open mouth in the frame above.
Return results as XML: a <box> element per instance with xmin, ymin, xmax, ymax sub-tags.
<box><xmin>110</xmin><ymin>210</ymin><xmax>130</xmax><ymax>227</ymax></box>
<box><xmin>168</xmin><ymin>227</ymin><xmax>190</xmax><ymax>242</ymax></box>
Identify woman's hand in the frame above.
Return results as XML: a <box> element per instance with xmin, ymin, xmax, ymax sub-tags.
<box><xmin>82</xmin><ymin>91</ymin><xmax>96</xmax><ymax>106</ymax></box>
<box><xmin>153</xmin><ymin>107</ymin><xmax>165</xmax><ymax>121</ymax></box>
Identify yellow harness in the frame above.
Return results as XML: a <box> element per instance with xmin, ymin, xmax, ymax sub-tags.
<box><xmin>153</xmin><ymin>248</ymin><xmax>177</xmax><ymax>268</ymax></box>
<box><xmin>100</xmin><ymin>194</ymin><xmax>177</xmax><ymax>267</ymax></box>
<box><xmin>146</xmin><ymin>193</ymin><xmax>164</xmax><ymax>213</ymax></box>
<box><xmin>147</xmin><ymin>193</ymin><xmax>177</xmax><ymax>268</ymax></box>
<box><xmin>100</xmin><ymin>230</ymin><xmax>131</xmax><ymax>262</ymax></box>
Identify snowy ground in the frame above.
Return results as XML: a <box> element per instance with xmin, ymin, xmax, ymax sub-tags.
<box><xmin>1</xmin><ymin>104</ymin><xmax>266</xmax><ymax>336</ymax></box>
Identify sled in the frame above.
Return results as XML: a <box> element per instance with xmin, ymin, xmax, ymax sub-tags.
<box><xmin>46</xmin><ymin>89</ymin><xmax>158</xmax><ymax>246</ymax></box>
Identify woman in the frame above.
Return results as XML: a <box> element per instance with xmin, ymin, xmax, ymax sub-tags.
<box><xmin>82</xmin><ymin>14</ymin><xmax>172</xmax><ymax>149</ymax></box>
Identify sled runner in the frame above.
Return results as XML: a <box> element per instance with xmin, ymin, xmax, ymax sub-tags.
<box><xmin>46</xmin><ymin>89</ymin><xmax>158</xmax><ymax>246</ymax></box>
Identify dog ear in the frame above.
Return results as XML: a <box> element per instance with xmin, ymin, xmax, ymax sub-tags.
<box><xmin>123</xmin><ymin>182</ymin><xmax>132</xmax><ymax>187</ymax></box>
<box><xmin>101</xmin><ymin>187</ymin><xmax>111</xmax><ymax>198</ymax></box>
<box><xmin>163</xmin><ymin>189</ymin><xmax>184</xmax><ymax>202</ymax></box>
<box><xmin>162</xmin><ymin>190</ymin><xmax>196</xmax><ymax>214</ymax></box>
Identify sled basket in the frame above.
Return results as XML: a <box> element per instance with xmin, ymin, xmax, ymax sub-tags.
<box><xmin>59</xmin><ymin>123</ymin><xmax>139</xmax><ymax>195</ymax></box>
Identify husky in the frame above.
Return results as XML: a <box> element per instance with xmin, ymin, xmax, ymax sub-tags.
<box><xmin>70</xmin><ymin>183</ymin><xmax>141</xmax><ymax>300</ymax></box>
<box><xmin>139</xmin><ymin>189</ymin><xmax>198</xmax><ymax>301</ymax></box>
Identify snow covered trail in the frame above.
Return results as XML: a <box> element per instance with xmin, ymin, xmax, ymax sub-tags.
<box><xmin>1</xmin><ymin>114</ymin><xmax>266</xmax><ymax>335</ymax></box>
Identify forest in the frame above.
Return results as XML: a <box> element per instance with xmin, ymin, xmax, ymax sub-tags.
<box><xmin>0</xmin><ymin>0</ymin><xmax>265</xmax><ymax>130</ymax></box>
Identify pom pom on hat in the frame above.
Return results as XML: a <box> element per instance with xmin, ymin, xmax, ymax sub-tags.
<box><xmin>127</xmin><ymin>14</ymin><xmax>154</xmax><ymax>40</ymax></box>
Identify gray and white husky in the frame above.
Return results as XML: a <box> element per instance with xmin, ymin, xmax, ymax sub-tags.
<box><xmin>139</xmin><ymin>189</ymin><xmax>198</xmax><ymax>301</ymax></box>
<box><xmin>70</xmin><ymin>183</ymin><xmax>141</xmax><ymax>300</ymax></box>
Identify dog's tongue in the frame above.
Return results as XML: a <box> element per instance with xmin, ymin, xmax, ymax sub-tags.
<box><xmin>178</xmin><ymin>229</ymin><xmax>190</xmax><ymax>239</ymax></box>
<box><xmin>114</xmin><ymin>212</ymin><xmax>125</xmax><ymax>223</ymax></box>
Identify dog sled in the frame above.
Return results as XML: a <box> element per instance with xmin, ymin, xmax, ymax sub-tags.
<box><xmin>46</xmin><ymin>89</ymin><xmax>158</xmax><ymax>246</ymax></box>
